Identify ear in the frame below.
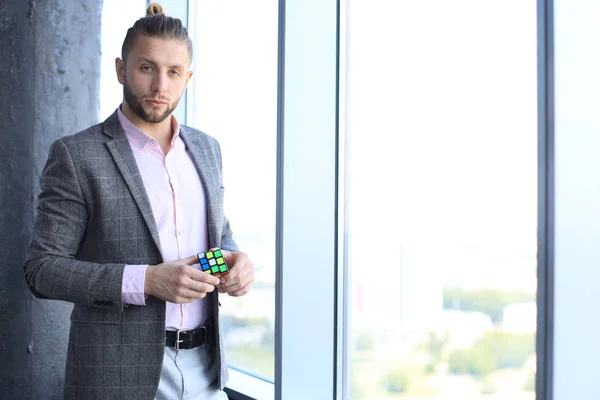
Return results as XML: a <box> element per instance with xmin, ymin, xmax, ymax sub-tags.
<box><xmin>115</xmin><ymin>58</ymin><xmax>126</xmax><ymax>85</ymax></box>
<box><xmin>184</xmin><ymin>70</ymin><xmax>194</xmax><ymax>89</ymax></box>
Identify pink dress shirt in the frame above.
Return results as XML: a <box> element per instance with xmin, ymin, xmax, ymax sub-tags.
<box><xmin>118</xmin><ymin>107</ymin><xmax>210</xmax><ymax>331</ymax></box>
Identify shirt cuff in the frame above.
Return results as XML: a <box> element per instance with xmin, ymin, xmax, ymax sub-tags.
<box><xmin>122</xmin><ymin>264</ymin><xmax>148</xmax><ymax>305</ymax></box>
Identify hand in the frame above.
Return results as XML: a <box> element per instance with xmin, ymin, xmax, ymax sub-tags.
<box><xmin>218</xmin><ymin>250</ymin><xmax>254</xmax><ymax>297</ymax></box>
<box><xmin>145</xmin><ymin>254</ymin><xmax>220</xmax><ymax>303</ymax></box>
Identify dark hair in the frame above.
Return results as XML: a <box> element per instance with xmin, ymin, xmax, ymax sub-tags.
<box><xmin>121</xmin><ymin>3</ymin><xmax>193</xmax><ymax>63</ymax></box>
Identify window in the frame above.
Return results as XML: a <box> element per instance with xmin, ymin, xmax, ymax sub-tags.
<box><xmin>187</xmin><ymin>0</ymin><xmax>278</xmax><ymax>383</ymax></box>
<box><xmin>344</xmin><ymin>1</ymin><xmax>538</xmax><ymax>398</ymax></box>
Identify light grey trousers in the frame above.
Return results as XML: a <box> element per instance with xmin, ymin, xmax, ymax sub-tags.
<box><xmin>155</xmin><ymin>344</ymin><xmax>228</xmax><ymax>400</ymax></box>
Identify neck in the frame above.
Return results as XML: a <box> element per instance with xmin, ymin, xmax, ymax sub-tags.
<box><xmin>121</xmin><ymin>102</ymin><xmax>173</xmax><ymax>144</ymax></box>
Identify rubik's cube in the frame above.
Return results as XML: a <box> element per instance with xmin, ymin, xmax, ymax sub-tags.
<box><xmin>198</xmin><ymin>248</ymin><xmax>229</xmax><ymax>278</ymax></box>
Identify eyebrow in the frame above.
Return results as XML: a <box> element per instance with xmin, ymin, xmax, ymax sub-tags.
<box><xmin>137</xmin><ymin>57</ymin><xmax>186</xmax><ymax>70</ymax></box>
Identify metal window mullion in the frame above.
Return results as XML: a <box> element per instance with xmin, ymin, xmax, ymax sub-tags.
<box><xmin>536</xmin><ymin>0</ymin><xmax>554</xmax><ymax>399</ymax></box>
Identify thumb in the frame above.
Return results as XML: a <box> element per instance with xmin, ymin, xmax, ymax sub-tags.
<box><xmin>180</xmin><ymin>254</ymin><xmax>200</xmax><ymax>266</ymax></box>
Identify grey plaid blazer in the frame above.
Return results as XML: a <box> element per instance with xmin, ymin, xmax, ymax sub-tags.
<box><xmin>24</xmin><ymin>110</ymin><xmax>238</xmax><ymax>400</ymax></box>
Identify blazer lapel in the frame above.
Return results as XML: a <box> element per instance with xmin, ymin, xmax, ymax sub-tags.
<box><xmin>179</xmin><ymin>128</ymin><xmax>221</xmax><ymax>248</ymax></box>
<box><xmin>102</xmin><ymin>111</ymin><xmax>163</xmax><ymax>256</ymax></box>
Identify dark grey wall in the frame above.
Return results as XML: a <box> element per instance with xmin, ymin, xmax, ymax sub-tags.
<box><xmin>0</xmin><ymin>2</ymin><xmax>35</xmax><ymax>398</ymax></box>
<box><xmin>0</xmin><ymin>1</ymin><xmax>102</xmax><ymax>399</ymax></box>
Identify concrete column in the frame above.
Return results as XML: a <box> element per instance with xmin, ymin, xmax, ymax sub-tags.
<box><xmin>0</xmin><ymin>1</ymin><xmax>102</xmax><ymax>399</ymax></box>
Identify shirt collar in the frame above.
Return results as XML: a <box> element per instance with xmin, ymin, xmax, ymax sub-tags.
<box><xmin>116</xmin><ymin>106</ymin><xmax>181</xmax><ymax>151</ymax></box>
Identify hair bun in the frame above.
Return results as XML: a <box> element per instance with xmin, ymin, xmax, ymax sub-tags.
<box><xmin>146</xmin><ymin>3</ymin><xmax>164</xmax><ymax>16</ymax></box>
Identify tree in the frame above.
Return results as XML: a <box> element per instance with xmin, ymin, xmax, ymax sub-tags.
<box><xmin>448</xmin><ymin>349</ymin><xmax>471</xmax><ymax>375</ymax></box>
<box><xmin>448</xmin><ymin>330</ymin><xmax>535</xmax><ymax>378</ymax></box>
<box><xmin>383</xmin><ymin>367</ymin><xmax>410</xmax><ymax>394</ymax></box>
<box><xmin>443</xmin><ymin>287</ymin><xmax>535</xmax><ymax>324</ymax></box>
<box><xmin>355</xmin><ymin>331</ymin><xmax>375</xmax><ymax>352</ymax></box>
<box><xmin>427</xmin><ymin>332</ymin><xmax>448</xmax><ymax>362</ymax></box>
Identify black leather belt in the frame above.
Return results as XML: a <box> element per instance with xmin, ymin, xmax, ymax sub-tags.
<box><xmin>165</xmin><ymin>322</ymin><xmax>211</xmax><ymax>350</ymax></box>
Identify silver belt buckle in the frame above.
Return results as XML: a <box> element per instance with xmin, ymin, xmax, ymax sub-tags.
<box><xmin>175</xmin><ymin>330</ymin><xmax>184</xmax><ymax>350</ymax></box>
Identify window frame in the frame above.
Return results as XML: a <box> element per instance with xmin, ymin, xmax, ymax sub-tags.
<box><xmin>175</xmin><ymin>0</ymin><xmax>556</xmax><ymax>398</ymax></box>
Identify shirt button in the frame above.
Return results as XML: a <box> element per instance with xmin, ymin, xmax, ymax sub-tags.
<box><xmin>150</xmin><ymin>140</ymin><xmax>156</xmax><ymax>145</ymax></box>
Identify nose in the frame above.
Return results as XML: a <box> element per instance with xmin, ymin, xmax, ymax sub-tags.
<box><xmin>151</xmin><ymin>72</ymin><xmax>168</xmax><ymax>94</ymax></box>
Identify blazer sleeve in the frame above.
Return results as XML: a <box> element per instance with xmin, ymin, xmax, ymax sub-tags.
<box><xmin>220</xmin><ymin>215</ymin><xmax>239</xmax><ymax>252</ymax></box>
<box><xmin>24</xmin><ymin>139</ymin><xmax>125</xmax><ymax>312</ymax></box>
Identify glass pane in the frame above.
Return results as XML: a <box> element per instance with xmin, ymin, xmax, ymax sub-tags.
<box><xmin>189</xmin><ymin>1</ymin><xmax>278</xmax><ymax>380</ymax></box>
<box><xmin>345</xmin><ymin>1</ymin><xmax>537</xmax><ymax>398</ymax></box>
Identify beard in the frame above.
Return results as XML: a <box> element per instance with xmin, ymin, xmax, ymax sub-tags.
<box><xmin>123</xmin><ymin>80</ymin><xmax>181</xmax><ymax>123</ymax></box>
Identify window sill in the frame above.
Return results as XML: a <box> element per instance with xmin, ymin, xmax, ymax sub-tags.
<box><xmin>225</xmin><ymin>368</ymin><xmax>274</xmax><ymax>400</ymax></box>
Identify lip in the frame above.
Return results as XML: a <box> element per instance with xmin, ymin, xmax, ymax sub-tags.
<box><xmin>146</xmin><ymin>99</ymin><xmax>167</xmax><ymax>105</ymax></box>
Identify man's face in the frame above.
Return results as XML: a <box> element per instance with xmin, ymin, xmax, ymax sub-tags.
<box><xmin>116</xmin><ymin>35</ymin><xmax>193</xmax><ymax>123</ymax></box>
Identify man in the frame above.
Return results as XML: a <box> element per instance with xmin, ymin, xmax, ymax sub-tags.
<box><xmin>23</xmin><ymin>3</ymin><xmax>254</xmax><ymax>399</ymax></box>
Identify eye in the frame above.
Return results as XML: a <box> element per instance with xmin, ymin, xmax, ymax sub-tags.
<box><xmin>169</xmin><ymin>70</ymin><xmax>181</xmax><ymax>76</ymax></box>
<box><xmin>141</xmin><ymin>65</ymin><xmax>153</xmax><ymax>72</ymax></box>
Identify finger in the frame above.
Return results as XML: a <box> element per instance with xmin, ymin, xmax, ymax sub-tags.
<box><xmin>220</xmin><ymin>249</ymin><xmax>237</xmax><ymax>265</ymax></box>
<box><xmin>170</xmin><ymin>278</ymin><xmax>215</xmax><ymax>298</ymax></box>
<box><xmin>220</xmin><ymin>268</ymin><xmax>253</xmax><ymax>293</ymax></box>
<box><xmin>219</xmin><ymin>255</ymin><xmax>247</xmax><ymax>283</ymax></box>
<box><xmin>219</xmin><ymin>264</ymin><xmax>240</xmax><ymax>285</ymax></box>
<box><xmin>186</xmin><ymin>278</ymin><xmax>217</xmax><ymax>294</ymax></box>
<box><xmin>221</xmin><ymin>258</ymin><xmax>253</xmax><ymax>286</ymax></box>
<box><xmin>229</xmin><ymin>280</ymin><xmax>254</xmax><ymax>297</ymax></box>
<box><xmin>180</xmin><ymin>254</ymin><xmax>201</xmax><ymax>266</ymax></box>
<box><xmin>219</xmin><ymin>265</ymin><xmax>248</xmax><ymax>289</ymax></box>
<box><xmin>188</xmin><ymin>268</ymin><xmax>221</xmax><ymax>286</ymax></box>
